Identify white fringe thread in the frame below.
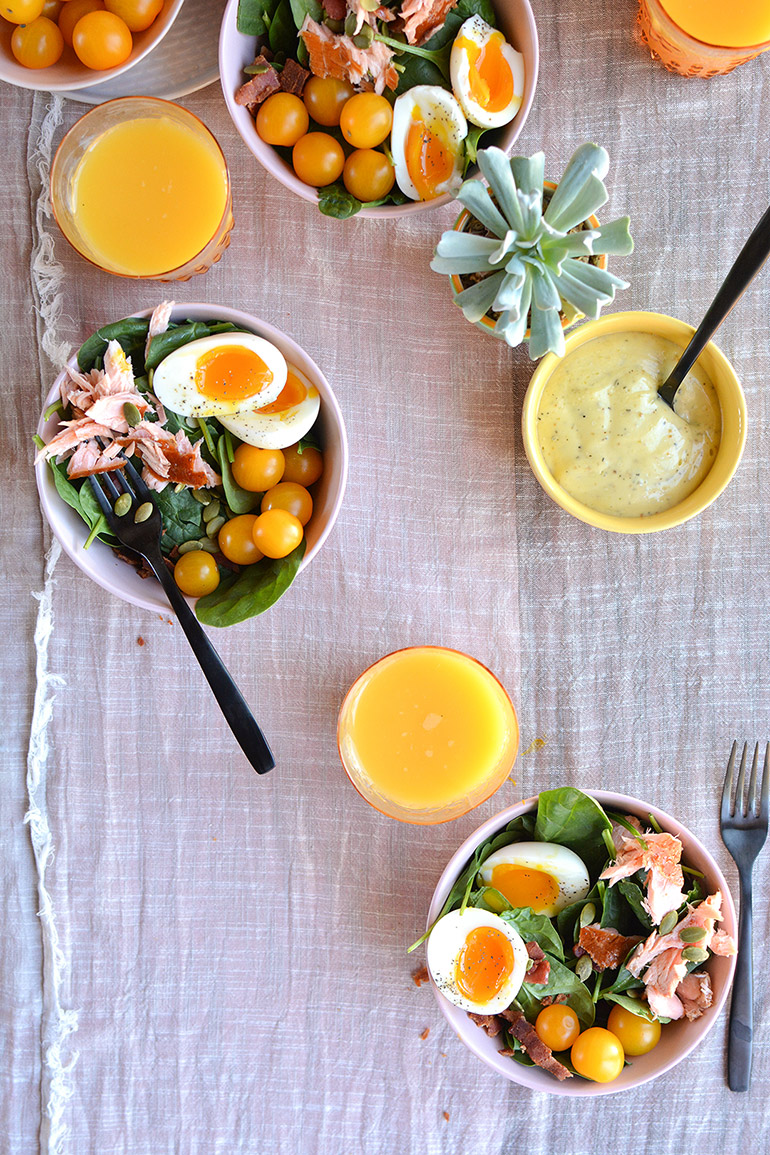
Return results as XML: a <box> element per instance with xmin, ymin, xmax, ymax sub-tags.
<box><xmin>26</xmin><ymin>91</ymin><xmax>78</xmax><ymax>1155</ymax></box>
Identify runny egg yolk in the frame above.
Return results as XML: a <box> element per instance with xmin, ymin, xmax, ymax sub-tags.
<box><xmin>406</xmin><ymin>110</ymin><xmax>455</xmax><ymax>201</ymax></box>
<box><xmin>257</xmin><ymin>369</ymin><xmax>308</xmax><ymax>414</ymax></box>
<box><xmin>195</xmin><ymin>345</ymin><xmax>274</xmax><ymax>404</ymax></box>
<box><xmin>490</xmin><ymin>864</ymin><xmax>560</xmax><ymax>913</ymax></box>
<box><xmin>456</xmin><ymin>31</ymin><xmax>513</xmax><ymax>114</ymax></box>
<box><xmin>454</xmin><ymin>926</ymin><xmax>515</xmax><ymax>1002</ymax></box>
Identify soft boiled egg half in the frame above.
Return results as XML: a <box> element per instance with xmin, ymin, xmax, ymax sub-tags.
<box><xmin>391</xmin><ymin>85</ymin><xmax>467</xmax><ymax>202</ymax></box>
<box><xmin>479</xmin><ymin>843</ymin><xmax>591</xmax><ymax>917</ymax></box>
<box><xmin>152</xmin><ymin>333</ymin><xmax>320</xmax><ymax>449</ymax></box>
<box><xmin>450</xmin><ymin>16</ymin><xmax>525</xmax><ymax>130</ymax></box>
<box><xmin>427</xmin><ymin>908</ymin><xmax>528</xmax><ymax>1015</ymax></box>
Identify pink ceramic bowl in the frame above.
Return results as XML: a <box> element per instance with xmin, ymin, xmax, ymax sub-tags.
<box><xmin>35</xmin><ymin>302</ymin><xmax>348</xmax><ymax>617</ymax></box>
<box><xmin>218</xmin><ymin>0</ymin><xmax>539</xmax><ymax>219</ymax></box>
<box><xmin>426</xmin><ymin>789</ymin><xmax>737</xmax><ymax>1095</ymax></box>
<box><xmin>0</xmin><ymin>0</ymin><xmax>184</xmax><ymax>92</ymax></box>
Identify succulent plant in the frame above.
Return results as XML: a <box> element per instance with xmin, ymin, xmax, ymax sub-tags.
<box><xmin>431</xmin><ymin>143</ymin><xmax>634</xmax><ymax>359</ymax></box>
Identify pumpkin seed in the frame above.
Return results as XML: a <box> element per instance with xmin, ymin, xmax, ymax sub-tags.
<box><xmin>123</xmin><ymin>401</ymin><xmax>141</xmax><ymax>428</ymax></box>
<box><xmin>192</xmin><ymin>489</ymin><xmax>212</xmax><ymax>505</ymax></box>
<box><xmin>324</xmin><ymin>17</ymin><xmax>343</xmax><ymax>32</ymax></box>
<box><xmin>134</xmin><ymin>502</ymin><xmax>153</xmax><ymax>523</ymax></box>
<box><xmin>114</xmin><ymin>493</ymin><xmax>132</xmax><ymax>518</ymax></box>
<box><xmin>681</xmin><ymin>946</ymin><xmax>709</xmax><ymax>964</ymax></box>
<box><xmin>344</xmin><ymin>11</ymin><xmax>357</xmax><ymax>35</ymax></box>
<box><xmin>659</xmin><ymin>911</ymin><xmax>678</xmax><ymax>935</ymax></box>
<box><xmin>178</xmin><ymin>540</ymin><xmax>202</xmax><ymax>555</ymax></box>
<box><xmin>174</xmin><ymin>482</ymin><xmax>186</xmax><ymax>494</ymax></box>
<box><xmin>679</xmin><ymin>926</ymin><xmax>706</xmax><ymax>943</ymax></box>
<box><xmin>200</xmin><ymin>538</ymin><xmax>219</xmax><ymax>554</ymax></box>
<box><xmin>352</xmin><ymin>25</ymin><xmax>373</xmax><ymax>48</ymax></box>
<box><xmin>203</xmin><ymin>500</ymin><xmax>221</xmax><ymax>523</ymax></box>
<box><xmin>576</xmin><ymin>955</ymin><xmax>593</xmax><ymax>982</ymax></box>
<box><xmin>206</xmin><ymin>516</ymin><xmax>225</xmax><ymax>538</ymax></box>
<box><xmin>579</xmin><ymin>903</ymin><xmax>596</xmax><ymax>928</ymax></box>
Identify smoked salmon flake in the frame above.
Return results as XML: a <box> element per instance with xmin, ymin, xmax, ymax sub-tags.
<box><xmin>299</xmin><ymin>16</ymin><xmax>398</xmax><ymax>94</ymax></box>
<box><xmin>600</xmin><ymin>825</ymin><xmax>687</xmax><ymax>926</ymax></box>
<box><xmin>400</xmin><ymin>0</ymin><xmax>459</xmax><ymax>45</ymax></box>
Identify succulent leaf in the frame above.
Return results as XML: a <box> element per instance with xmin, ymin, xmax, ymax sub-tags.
<box><xmin>435</xmin><ymin>143</ymin><xmax>633</xmax><ymax>357</ymax></box>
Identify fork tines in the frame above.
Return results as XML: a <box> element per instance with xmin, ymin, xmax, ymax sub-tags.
<box><xmin>721</xmin><ymin>741</ymin><xmax>770</xmax><ymax>822</ymax></box>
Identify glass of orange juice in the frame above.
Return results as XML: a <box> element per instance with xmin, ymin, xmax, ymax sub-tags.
<box><xmin>637</xmin><ymin>0</ymin><xmax>770</xmax><ymax>75</ymax></box>
<box><xmin>338</xmin><ymin>646</ymin><xmax>519</xmax><ymax>824</ymax></box>
<box><xmin>50</xmin><ymin>97</ymin><xmax>233</xmax><ymax>281</ymax></box>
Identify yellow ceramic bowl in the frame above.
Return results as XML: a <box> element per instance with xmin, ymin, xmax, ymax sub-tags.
<box><xmin>521</xmin><ymin>311</ymin><xmax>747</xmax><ymax>533</ymax></box>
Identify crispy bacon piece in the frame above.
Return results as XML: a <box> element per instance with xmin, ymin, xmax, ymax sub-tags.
<box><xmin>400</xmin><ymin>0</ymin><xmax>457</xmax><ymax>45</ymax></box>
<box><xmin>235</xmin><ymin>57</ymin><xmax>281</xmax><ymax>108</ymax></box>
<box><xmin>412</xmin><ymin>965</ymin><xmax>429</xmax><ymax>987</ymax></box>
<box><xmin>300</xmin><ymin>16</ymin><xmax>398</xmax><ymax>93</ymax></box>
<box><xmin>501</xmin><ymin>1009</ymin><xmax>572</xmax><ymax>1080</ymax></box>
<box><xmin>525</xmin><ymin>941</ymin><xmax>550</xmax><ymax>986</ymax></box>
<box><xmin>467</xmin><ymin>1012</ymin><xmax>503</xmax><ymax>1037</ymax></box>
<box><xmin>577</xmin><ymin>924</ymin><xmax>643</xmax><ymax>972</ymax></box>
<box><xmin>280</xmin><ymin>57</ymin><xmax>310</xmax><ymax>96</ymax></box>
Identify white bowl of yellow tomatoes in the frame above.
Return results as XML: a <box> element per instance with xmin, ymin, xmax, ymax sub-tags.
<box><xmin>0</xmin><ymin>0</ymin><xmax>184</xmax><ymax>91</ymax></box>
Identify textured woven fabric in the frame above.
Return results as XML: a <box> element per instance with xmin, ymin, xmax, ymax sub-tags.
<box><xmin>3</xmin><ymin>1</ymin><xmax>770</xmax><ymax>1150</ymax></box>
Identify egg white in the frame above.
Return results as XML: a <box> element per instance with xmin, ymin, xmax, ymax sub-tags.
<box><xmin>220</xmin><ymin>363</ymin><xmax>320</xmax><ymax>450</ymax></box>
<box><xmin>391</xmin><ymin>85</ymin><xmax>467</xmax><ymax>202</ymax></box>
<box><xmin>427</xmin><ymin>907</ymin><xmax>528</xmax><ymax>1015</ymax></box>
<box><xmin>479</xmin><ymin>842</ymin><xmax>591</xmax><ymax>917</ymax></box>
<box><xmin>450</xmin><ymin>16</ymin><xmax>524</xmax><ymax>130</ymax></box>
<box><xmin>152</xmin><ymin>333</ymin><xmax>287</xmax><ymax>419</ymax></box>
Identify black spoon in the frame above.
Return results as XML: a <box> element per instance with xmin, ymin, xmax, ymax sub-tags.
<box><xmin>658</xmin><ymin>203</ymin><xmax>770</xmax><ymax>410</ymax></box>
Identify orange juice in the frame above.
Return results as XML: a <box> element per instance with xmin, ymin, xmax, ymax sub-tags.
<box><xmin>338</xmin><ymin>647</ymin><xmax>518</xmax><ymax>823</ymax></box>
<box><xmin>71</xmin><ymin>116</ymin><xmax>229</xmax><ymax>277</ymax></box>
<box><xmin>659</xmin><ymin>1</ymin><xmax>770</xmax><ymax>47</ymax></box>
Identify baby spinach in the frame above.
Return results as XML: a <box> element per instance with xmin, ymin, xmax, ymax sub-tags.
<box><xmin>521</xmin><ymin>955</ymin><xmax>595</xmax><ymax>1027</ymax></box>
<box><xmin>618</xmin><ymin>878</ymin><xmax>654</xmax><ymax>930</ymax></box>
<box><xmin>500</xmin><ymin>908</ymin><xmax>564</xmax><ymax>961</ymax></box>
<box><xmin>288</xmin><ymin>0</ymin><xmax>321</xmax><ymax>27</ymax></box>
<box><xmin>535</xmin><ymin>787</ymin><xmax>613</xmax><ymax>876</ymax></box>
<box><xmin>145</xmin><ymin>321</ymin><xmax>246</xmax><ymax>371</ymax></box>
<box><xmin>217</xmin><ymin>436</ymin><xmax>260</xmax><ymax>514</ymax></box>
<box><xmin>269</xmin><ymin>0</ymin><xmax>299</xmax><ymax>56</ymax></box>
<box><xmin>237</xmin><ymin>0</ymin><xmax>280</xmax><ymax>35</ymax></box>
<box><xmin>318</xmin><ymin>183</ymin><xmax>364</xmax><ymax>220</ymax></box>
<box><xmin>601</xmin><ymin>991</ymin><xmax>665</xmax><ymax>1022</ymax></box>
<box><xmin>195</xmin><ymin>541</ymin><xmax>305</xmax><ymax>626</ymax></box>
<box><xmin>78</xmin><ymin>317</ymin><xmax>150</xmax><ymax>373</ymax></box>
<box><xmin>152</xmin><ymin>485</ymin><xmax>208</xmax><ymax>552</ymax></box>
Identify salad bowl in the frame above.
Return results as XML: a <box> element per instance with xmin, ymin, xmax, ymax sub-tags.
<box><xmin>425</xmin><ymin>788</ymin><xmax>737</xmax><ymax>1095</ymax></box>
<box><xmin>35</xmin><ymin>302</ymin><xmax>348</xmax><ymax>618</ymax></box>
<box><xmin>0</xmin><ymin>0</ymin><xmax>184</xmax><ymax>92</ymax></box>
<box><xmin>218</xmin><ymin>0</ymin><xmax>539</xmax><ymax>219</ymax></box>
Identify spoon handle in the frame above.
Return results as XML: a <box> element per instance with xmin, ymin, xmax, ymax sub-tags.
<box><xmin>659</xmin><ymin>203</ymin><xmax>770</xmax><ymax>408</ymax></box>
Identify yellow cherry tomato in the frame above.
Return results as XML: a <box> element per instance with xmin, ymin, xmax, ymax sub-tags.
<box><xmin>339</xmin><ymin>92</ymin><xmax>393</xmax><ymax>149</ymax></box>
<box><xmin>2</xmin><ymin>0</ymin><xmax>45</xmax><ymax>24</ymax></box>
<box><xmin>173</xmin><ymin>550</ymin><xmax>220</xmax><ymax>597</ymax></box>
<box><xmin>11</xmin><ymin>16</ymin><xmax>63</xmax><ymax>66</ymax></box>
<box><xmin>571</xmin><ymin>1027</ymin><xmax>625</xmax><ymax>1083</ymax></box>
<box><xmin>103</xmin><ymin>0</ymin><xmax>161</xmax><ymax>31</ymax></box>
<box><xmin>281</xmin><ymin>443</ymin><xmax>323</xmax><ymax>486</ymax></box>
<box><xmin>292</xmin><ymin>132</ymin><xmax>345</xmax><ymax>188</ymax></box>
<box><xmin>42</xmin><ymin>0</ymin><xmax>63</xmax><ymax>19</ymax></box>
<box><xmin>218</xmin><ymin>515</ymin><xmax>263</xmax><ymax>567</ymax></box>
<box><xmin>606</xmin><ymin>1004</ymin><xmax>662</xmax><ymax>1056</ymax></box>
<box><xmin>256</xmin><ymin>92</ymin><xmax>309</xmax><ymax>148</ymax></box>
<box><xmin>261</xmin><ymin>481</ymin><xmax>313</xmax><ymax>526</ymax></box>
<box><xmin>58</xmin><ymin>0</ymin><xmax>102</xmax><ymax>46</ymax></box>
<box><xmin>252</xmin><ymin>509</ymin><xmax>303</xmax><ymax>559</ymax></box>
<box><xmin>231</xmin><ymin>444</ymin><xmax>285</xmax><ymax>492</ymax></box>
<box><xmin>534</xmin><ymin>1004</ymin><xmax>581</xmax><ymax>1052</ymax></box>
<box><xmin>72</xmin><ymin>9</ymin><xmax>132</xmax><ymax>69</ymax></box>
<box><xmin>343</xmin><ymin>148</ymin><xmax>395</xmax><ymax>202</ymax></box>
<box><xmin>302</xmin><ymin>75</ymin><xmax>354</xmax><ymax>127</ymax></box>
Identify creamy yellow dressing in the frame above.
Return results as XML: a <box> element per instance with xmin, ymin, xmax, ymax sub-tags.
<box><xmin>536</xmin><ymin>332</ymin><xmax>722</xmax><ymax>517</ymax></box>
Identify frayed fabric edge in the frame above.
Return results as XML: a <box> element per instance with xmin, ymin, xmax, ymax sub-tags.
<box><xmin>25</xmin><ymin>538</ymin><xmax>79</xmax><ymax>1155</ymax></box>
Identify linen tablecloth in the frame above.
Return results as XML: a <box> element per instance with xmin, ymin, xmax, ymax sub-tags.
<box><xmin>2</xmin><ymin>1</ymin><xmax>770</xmax><ymax>1151</ymax></box>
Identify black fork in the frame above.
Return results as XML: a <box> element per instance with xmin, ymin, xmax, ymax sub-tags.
<box><xmin>88</xmin><ymin>457</ymin><xmax>274</xmax><ymax>776</ymax></box>
<box><xmin>719</xmin><ymin>741</ymin><xmax>770</xmax><ymax>1091</ymax></box>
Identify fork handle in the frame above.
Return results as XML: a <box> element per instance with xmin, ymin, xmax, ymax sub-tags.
<box><xmin>728</xmin><ymin>871</ymin><xmax>753</xmax><ymax>1092</ymax></box>
<box><xmin>145</xmin><ymin>553</ymin><xmax>275</xmax><ymax>776</ymax></box>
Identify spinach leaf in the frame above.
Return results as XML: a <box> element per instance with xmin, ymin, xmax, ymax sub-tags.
<box><xmin>465</xmin><ymin>124</ymin><xmax>491</xmax><ymax>169</ymax></box>
<box><xmin>46</xmin><ymin>458</ymin><xmax>117</xmax><ymax>547</ymax></box>
<box><xmin>470</xmin><ymin>887</ymin><xmax>512</xmax><ymax>915</ymax></box>
<box><xmin>534</xmin><ymin>788</ymin><xmax>613</xmax><ymax>876</ymax></box>
<box><xmin>77</xmin><ymin>317</ymin><xmax>150</xmax><ymax>373</ymax></box>
<box><xmin>512</xmin><ymin>986</ymin><xmax>541</xmax><ymax>1023</ymax></box>
<box><xmin>269</xmin><ymin>0</ymin><xmax>298</xmax><ymax>56</ymax></box>
<box><xmin>145</xmin><ymin>322</ymin><xmax>246</xmax><ymax>370</ymax></box>
<box><xmin>499</xmin><ymin>908</ymin><xmax>564</xmax><ymax>961</ymax></box>
<box><xmin>521</xmin><ymin>955</ymin><xmax>595</xmax><ymax>1027</ymax></box>
<box><xmin>505</xmin><ymin>812</ymin><xmax>536</xmax><ymax>838</ymax></box>
<box><xmin>152</xmin><ymin>486</ymin><xmax>208</xmax><ymax>552</ymax></box>
<box><xmin>288</xmin><ymin>0</ymin><xmax>321</xmax><ymax>28</ymax></box>
<box><xmin>599</xmin><ymin>878</ymin><xmax>639</xmax><ymax>935</ymax></box>
<box><xmin>196</xmin><ymin>540</ymin><xmax>305</xmax><ymax>626</ymax></box>
<box><xmin>601</xmin><ymin>991</ymin><xmax>666</xmax><ymax>1022</ymax></box>
<box><xmin>318</xmin><ymin>183</ymin><xmax>363</xmax><ymax>220</ymax></box>
<box><xmin>237</xmin><ymin>0</ymin><xmax>280</xmax><ymax>35</ymax></box>
<box><xmin>617</xmin><ymin>878</ymin><xmax>654</xmax><ymax>930</ymax></box>
<box><xmin>217</xmin><ymin>436</ymin><xmax>260</xmax><ymax>514</ymax></box>
<box><xmin>601</xmin><ymin>963</ymin><xmax>644</xmax><ymax>997</ymax></box>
